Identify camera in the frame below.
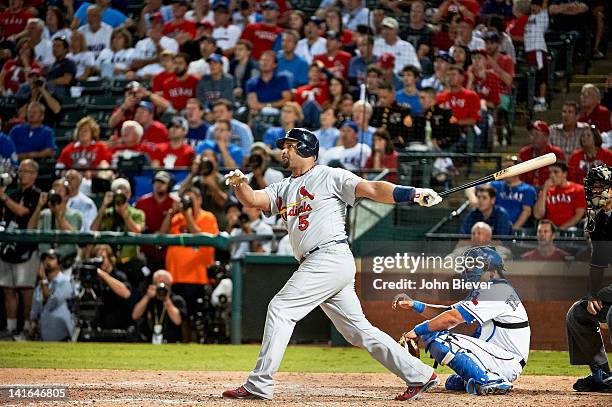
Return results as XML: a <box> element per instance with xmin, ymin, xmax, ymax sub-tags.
<box><xmin>76</xmin><ymin>257</ymin><xmax>103</xmax><ymax>289</ymax></box>
<box><xmin>248</xmin><ymin>153</ymin><xmax>264</xmax><ymax>170</ymax></box>
<box><xmin>113</xmin><ymin>192</ymin><xmax>127</xmax><ymax>206</ymax></box>
<box><xmin>0</xmin><ymin>173</ymin><xmax>12</xmax><ymax>187</ymax></box>
<box><xmin>33</xmin><ymin>77</ymin><xmax>44</xmax><ymax>87</ymax></box>
<box><xmin>156</xmin><ymin>282</ymin><xmax>169</xmax><ymax>299</ymax></box>
<box><xmin>48</xmin><ymin>190</ymin><xmax>62</xmax><ymax>206</ymax></box>
<box><xmin>239</xmin><ymin>213</ymin><xmax>250</xmax><ymax>224</ymax></box>
<box><xmin>180</xmin><ymin>195</ymin><xmax>193</xmax><ymax>210</ymax></box>
<box><xmin>198</xmin><ymin>157</ymin><xmax>214</xmax><ymax>176</ymax></box>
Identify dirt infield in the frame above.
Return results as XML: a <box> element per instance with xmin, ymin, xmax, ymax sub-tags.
<box><xmin>0</xmin><ymin>369</ymin><xmax>609</xmax><ymax>406</ymax></box>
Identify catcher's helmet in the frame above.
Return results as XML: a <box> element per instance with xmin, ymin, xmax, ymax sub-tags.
<box><xmin>584</xmin><ymin>165</ymin><xmax>611</xmax><ymax>232</ymax></box>
<box><xmin>275</xmin><ymin>128</ymin><xmax>319</xmax><ymax>159</ymax></box>
<box><xmin>461</xmin><ymin>246</ymin><xmax>505</xmax><ymax>283</ymax></box>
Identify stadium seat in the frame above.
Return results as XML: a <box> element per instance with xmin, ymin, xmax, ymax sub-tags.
<box><xmin>88</xmin><ymin>110</ymin><xmax>113</xmax><ymax>126</ymax></box>
<box><xmin>60</xmin><ymin>108</ymin><xmax>88</xmax><ymax>127</ymax></box>
<box><xmin>78</xmin><ymin>79</ymin><xmax>107</xmax><ymax>95</ymax></box>
<box><xmin>85</xmin><ymin>94</ymin><xmax>123</xmax><ymax>111</ymax></box>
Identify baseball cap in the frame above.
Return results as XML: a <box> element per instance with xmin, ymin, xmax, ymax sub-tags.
<box><xmin>527</xmin><ymin>120</ymin><xmax>550</xmax><ymax>135</ymax></box>
<box><xmin>160</xmin><ymin>49</ymin><xmax>176</xmax><ymax>58</ymax></box>
<box><xmin>206</xmin><ymin>53</ymin><xmax>224</xmax><ymax>63</ymax></box>
<box><xmin>251</xmin><ymin>141</ymin><xmax>271</xmax><ymax>155</ymax></box>
<box><xmin>378</xmin><ymin>52</ymin><xmax>395</xmax><ymax>69</ymax></box>
<box><xmin>340</xmin><ymin>120</ymin><xmax>359</xmax><ymax>134</ymax></box>
<box><xmin>111</xmin><ymin>177</ymin><xmax>131</xmax><ymax>193</ymax></box>
<box><xmin>325</xmin><ymin>30</ymin><xmax>341</xmax><ymax>40</ymax></box>
<box><xmin>170</xmin><ymin>116</ymin><xmax>188</xmax><ymax>130</ymax></box>
<box><xmin>125</xmin><ymin>80</ymin><xmax>141</xmax><ymax>91</ymax></box>
<box><xmin>224</xmin><ymin>197</ymin><xmax>243</xmax><ymax>213</ymax></box>
<box><xmin>472</xmin><ymin>48</ymin><xmax>488</xmax><ymax>56</ymax></box>
<box><xmin>482</xmin><ymin>31</ymin><xmax>501</xmax><ymax>43</ymax></box>
<box><xmin>138</xmin><ymin>100</ymin><xmax>154</xmax><ymax>113</ymax></box>
<box><xmin>212</xmin><ymin>0</ymin><xmax>230</xmax><ymax>11</ymax></box>
<box><xmin>150</xmin><ymin>12</ymin><xmax>163</xmax><ymax>24</ymax></box>
<box><xmin>434</xmin><ymin>50</ymin><xmax>454</xmax><ymax>64</ymax></box>
<box><xmin>308</xmin><ymin>16</ymin><xmax>323</xmax><ymax>26</ymax></box>
<box><xmin>381</xmin><ymin>17</ymin><xmax>399</xmax><ymax>30</ymax></box>
<box><xmin>261</xmin><ymin>0</ymin><xmax>279</xmax><ymax>10</ymax></box>
<box><xmin>458</xmin><ymin>16</ymin><xmax>475</xmax><ymax>27</ymax></box>
<box><xmin>154</xmin><ymin>171</ymin><xmax>172</xmax><ymax>184</ymax></box>
<box><xmin>40</xmin><ymin>249</ymin><xmax>58</xmax><ymax>261</ymax></box>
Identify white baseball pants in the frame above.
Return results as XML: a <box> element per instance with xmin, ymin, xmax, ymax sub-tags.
<box><xmin>244</xmin><ymin>244</ymin><xmax>434</xmax><ymax>399</ymax></box>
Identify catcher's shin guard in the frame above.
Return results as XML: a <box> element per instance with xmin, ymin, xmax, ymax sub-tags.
<box><xmin>427</xmin><ymin>334</ymin><xmax>490</xmax><ymax>386</ymax></box>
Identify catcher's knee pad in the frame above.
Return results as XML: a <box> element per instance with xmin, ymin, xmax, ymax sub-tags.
<box><xmin>427</xmin><ymin>334</ymin><xmax>490</xmax><ymax>385</ymax></box>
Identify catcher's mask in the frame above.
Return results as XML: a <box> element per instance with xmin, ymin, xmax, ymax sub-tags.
<box><xmin>460</xmin><ymin>246</ymin><xmax>506</xmax><ymax>283</ymax></box>
<box><xmin>584</xmin><ymin>165</ymin><xmax>612</xmax><ymax>232</ymax></box>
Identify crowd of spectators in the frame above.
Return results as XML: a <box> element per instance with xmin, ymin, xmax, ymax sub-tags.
<box><xmin>0</xmin><ymin>0</ymin><xmax>610</xmax><ymax>343</ymax></box>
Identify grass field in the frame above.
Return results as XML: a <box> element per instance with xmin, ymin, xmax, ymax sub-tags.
<box><xmin>0</xmin><ymin>342</ymin><xmax>608</xmax><ymax>376</ymax></box>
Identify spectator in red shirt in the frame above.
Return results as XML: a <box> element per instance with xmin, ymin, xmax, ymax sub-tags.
<box><xmin>521</xmin><ymin>220</ymin><xmax>570</xmax><ymax>261</ymax></box>
<box><xmin>314</xmin><ymin>30</ymin><xmax>352</xmax><ymax>80</ymax></box>
<box><xmin>534</xmin><ymin>161</ymin><xmax>586</xmax><ymax>230</ymax></box>
<box><xmin>152</xmin><ymin>50</ymin><xmax>176</xmax><ymax>94</ymax></box>
<box><xmin>135</xmin><ymin>170</ymin><xmax>178</xmax><ymax>271</ymax></box>
<box><xmin>435</xmin><ymin>65</ymin><xmax>480</xmax><ymax>125</ymax></box>
<box><xmin>154</xmin><ymin>116</ymin><xmax>196</xmax><ymax>169</ymax></box>
<box><xmin>134</xmin><ymin>101</ymin><xmax>169</xmax><ymax>144</ymax></box>
<box><xmin>0</xmin><ymin>38</ymin><xmax>42</xmax><ymax>95</ymax></box>
<box><xmin>519</xmin><ymin>120</ymin><xmax>565</xmax><ymax>187</ymax></box>
<box><xmin>294</xmin><ymin>62</ymin><xmax>330</xmax><ymax>107</ymax></box>
<box><xmin>433</xmin><ymin>0</ymin><xmax>480</xmax><ymax>24</ymax></box>
<box><xmin>483</xmin><ymin>30</ymin><xmax>514</xmax><ymax>95</ymax></box>
<box><xmin>240</xmin><ymin>0</ymin><xmax>283</xmax><ymax>60</ymax></box>
<box><xmin>0</xmin><ymin>0</ymin><xmax>34</xmax><ymax>39</ymax></box>
<box><xmin>579</xmin><ymin>84</ymin><xmax>612</xmax><ymax>132</ymax></box>
<box><xmin>57</xmin><ymin>116</ymin><xmax>111</xmax><ymax>169</ymax></box>
<box><xmin>163</xmin><ymin>0</ymin><xmax>196</xmax><ymax>45</ymax></box>
<box><xmin>568</xmin><ymin>125</ymin><xmax>612</xmax><ymax>184</ymax></box>
<box><xmin>162</xmin><ymin>53</ymin><xmax>198</xmax><ymax>111</ymax></box>
<box><xmin>111</xmin><ymin>120</ymin><xmax>158</xmax><ymax>165</ymax></box>
<box><xmin>365</xmin><ymin>128</ymin><xmax>398</xmax><ymax>184</ymax></box>
<box><xmin>467</xmin><ymin>48</ymin><xmax>502</xmax><ymax>108</ymax></box>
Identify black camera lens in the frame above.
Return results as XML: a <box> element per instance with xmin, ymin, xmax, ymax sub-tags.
<box><xmin>199</xmin><ymin>158</ymin><xmax>214</xmax><ymax>176</ymax></box>
<box><xmin>238</xmin><ymin>213</ymin><xmax>250</xmax><ymax>224</ymax></box>
<box><xmin>113</xmin><ymin>192</ymin><xmax>127</xmax><ymax>206</ymax></box>
<box><xmin>0</xmin><ymin>173</ymin><xmax>12</xmax><ymax>187</ymax></box>
<box><xmin>181</xmin><ymin>195</ymin><xmax>193</xmax><ymax>210</ymax></box>
<box><xmin>34</xmin><ymin>78</ymin><xmax>44</xmax><ymax>87</ymax></box>
<box><xmin>48</xmin><ymin>190</ymin><xmax>62</xmax><ymax>206</ymax></box>
<box><xmin>156</xmin><ymin>282</ymin><xmax>169</xmax><ymax>297</ymax></box>
<box><xmin>248</xmin><ymin>153</ymin><xmax>264</xmax><ymax>169</ymax></box>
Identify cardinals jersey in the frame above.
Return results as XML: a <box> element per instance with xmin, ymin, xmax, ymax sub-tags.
<box><xmin>263</xmin><ymin>165</ymin><xmax>361</xmax><ymax>260</ymax></box>
<box><xmin>453</xmin><ymin>280</ymin><xmax>530</xmax><ymax>361</ymax></box>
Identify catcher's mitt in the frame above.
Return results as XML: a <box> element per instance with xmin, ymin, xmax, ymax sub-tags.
<box><xmin>399</xmin><ymin>334</ymin><xmax>420</xmax><ymax>359</ymax></box>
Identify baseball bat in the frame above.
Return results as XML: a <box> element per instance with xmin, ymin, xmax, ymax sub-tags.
<box><xmin>439</xmin><ymin>152</ymin><xmax>557</xmax><ymax>197</ymax></box>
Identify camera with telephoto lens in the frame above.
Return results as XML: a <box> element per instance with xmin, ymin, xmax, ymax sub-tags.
<box><xmin>180</xmin><ymin>195</ymin><xmax>193</xmax><ymax>210</ymax></box>
<box><xmin>197</xmin><ymin>157</ymin><xmax>214</xmax><ymax>176</ymax></box>
<box><xmin>248</xmin><ymin>153</ymin><xmax>264</xmax><ymax>170</ymax></box>
<box><xmin>33</xmin><ymin>77</ymin><xmax>44</xmax><ymax>87</ymax></box>
<box><xmin>76</xmin><ymin>257</ymin><xmax>103</xmax><ymax>290</ymax></box>
<box><xmin>113</xmin><ymin>191</ymin><xmax>127</xmax><ymax>206</ymax></box>
<box><xmin>48</xmin><ymin>189</ymin><xmax>62</xmax><ymax>206</ymax></box>
<box><xmin>0</xmin><ymin>173</ymin><xmax>12</xmax><ymax>187</ymax></box>
<box><xmin>156</xmin><ymin>282</ymin><xmax>169</xmax><ymax>299</ymax></box>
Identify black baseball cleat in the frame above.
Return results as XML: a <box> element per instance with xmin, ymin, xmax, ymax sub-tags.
<box><xmin>573</xmin><ymin>370</ymin><xmax>612</xmax><ymax>393</ymax></box>
<box><xmin>222</xmin><ymin>385</ymin><xmax>263</xmax><ymax>399</ymax></box>
<box><xmin>395</xmin><ymin>373</ymin><xmax>440</xmax><ymax>401</ymax></box>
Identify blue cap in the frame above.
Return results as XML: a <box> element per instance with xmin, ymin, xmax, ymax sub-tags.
<box><xmin>206</xmin><ymin>53</ymin><xmax>224</xmax><ymax>64</ymax></box>
<box><xmin>261</xmin><ymin>0</ymin><xmax>279</xmax><ymax>10</ymax></box>
<box><xmin>138</xmin><ymin>100</ymin><xmax>154</xmax><ymax>113</ymax></box>
<box><xmin>340</xmin><ymin>120</ymin><xmax>359</xmax><ymax>133</ymax></box>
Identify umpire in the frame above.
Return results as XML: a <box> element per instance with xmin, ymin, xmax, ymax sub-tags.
<box><xmin>566</xmin><ymin>166</ymin><xmax>612</xmax><ymax>393</ymax></box>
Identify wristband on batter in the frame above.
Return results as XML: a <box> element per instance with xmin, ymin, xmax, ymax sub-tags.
<box><xmin>392</xmin><ymin>186</ymin><xmax>415</xmax><ymax>203</ymax></box>
<box><xmin>414</xmin><ymin>321</ymin><xmax>432</xmax><ymax>336</ymax></box>
<box><xmin>412</xmin><ymin>301</ymin><xmax>425</xmax><ymax>313</ymax></box>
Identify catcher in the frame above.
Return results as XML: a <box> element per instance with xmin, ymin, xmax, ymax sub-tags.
<box><xmin>394</xmin><ymin>246</ymin><xmax>530</xmax><ymax>395</ymax></box>
<box><xmin>566</xmin><ymin>165</ymin><xmax>612</xmax><ymax>393</ymax></box>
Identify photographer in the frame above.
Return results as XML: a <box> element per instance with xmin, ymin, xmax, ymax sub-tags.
<box><xmin>179</xmin><ymin>151</ymin><xmax>229</xmax><ymax>229</ymax></box>
<box><xmin>131</xmin><ymin>269</ymin><xmax>187</xmax><ymax>344</ymax></box>
<box><xmin>160</xmin><ymin>187</ymin><xmax>218</xmax><ymax>318</ymax></box>
<box><xmin>245</xmin><ymin>142</ymin><xmax>283</xmax><ymax>191</ymax></box>
<box><xmin>27</xmin><ymin>178</ymin><xmax>83</xmax><ymax>264</ymax></box>
<box><xmin>229</xmin><ymin>206</ymin><xmax>273</xmax><ymax>260</ymax></box>
<box><xmin>92</xmin><ymin>244</ymin><xmax>133</xmax><ymax>330</ymax></box>
<box><xmin>15</xmin><ymin>71</ymin><xmax>61</xmax><ymax>127</ymax></box>
<box><xmin>90</xmin><ymin>178</ymin><xmax>146</xmax><ymax>286</ymax></box>
<box><xmin>0</xmin><ymin>159</ymin><xmax>41</xmax><ymax>338</ymax></box>
<box><xmin>108</xmin><ymin>81</ymin><xmax>170</xmax><ymax>136</ymax></box>
<box><xmin>30</xmin><ymin>250</ymin><xmax>72</xmax><ymax>341</ymax></box>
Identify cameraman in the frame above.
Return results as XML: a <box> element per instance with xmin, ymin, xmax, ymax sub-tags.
<box><xmin>15</xmin><ymin>71</ymin><xmax>61</xmax><ymax>127</ymax></box>
<box><xmin>108</xmin><ymin>81</ymin><xmax>170</xmax><ymax>136</ymax></box>
<box><xmin>92</xmin><ymin>244</ymin><xmax>133</xmax><ymax>330</ymax></box>
<box><xmin>91</xmin><ymin>178</ymin><xmax>146</xmax><ymax>287</ymax></box>
<box><xmin>131</xmin><ymin>269</ymin><xmax>187</xmax><ymax>344</ymax></box>
<box><xmin>229</xmin><ymin>206</ymin><xmax>273</xmax><ymax>259</ymax></box>
<box><xmin>27</xmin><ymin>178</ymin><xmax>82</xmax><ymax>264</ymax></box>
<box><xmin>160</xmin><ymin>187</ymin><xmax>219</xmax><ymax>318</ymax></box>
<box><xmin>179</xmin><ymin>151</ymin><xmax>229</xmax><ymax>230</ymax></box>
<box><xmin>0</xmin><ymin>159</ymin><xmax>41</xmax><ymax>338</ymax></box>
<box><xmin>245</xmin><ymin>142</ymin><xmax>283</xmax><ymax>191</ymax></box>
<box><xmin>30</xmin><ymin>250</ymin><xmax>72</xmax><ymax>341</ymax></box>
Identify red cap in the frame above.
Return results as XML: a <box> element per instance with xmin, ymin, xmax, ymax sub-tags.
<box><xmin>378</xmin><ymin>52</ymin><xmax>395</xmax><ymax>69</ymax></box>
<box><xmin>529</xmin><ymin>120</ymin><xmax>550</xmax><ymax>135</ymax></box>
<box><xmin>197</xmin><ymin>19</ymin><xmax>214</xmax><ymax>30</ymax></box>
<box><xmin>458</xmin><ymin>16</ymin><xmax>475</xmax><ymax>27</ymax></box>
<box><xmin>150</xmin><ymin>12</ymin><xmax>163</xmax><ymax>24</ymax></box>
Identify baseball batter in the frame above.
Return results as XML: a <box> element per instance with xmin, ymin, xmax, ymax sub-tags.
<box><xmin>222</xmin><ymin>128</ymin><xmax>442</xmax><ymax>401</ymax></box>
<box><xmin>396</xmin><ymin>246</ymin><xmax>530</xmax><ymax>395</ymax></box>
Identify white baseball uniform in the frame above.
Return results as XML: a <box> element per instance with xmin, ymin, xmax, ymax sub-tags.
<box><xmin>243</xmin><ymin>165</ymin><xmax>434</xmax><ymax>399</ymax></box>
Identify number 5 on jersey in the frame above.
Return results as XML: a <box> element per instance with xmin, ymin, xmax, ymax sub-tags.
<box><xmin>298</xmin><ymin>214</ymin><xmax>310</xmax><ymax>231</ymax></box>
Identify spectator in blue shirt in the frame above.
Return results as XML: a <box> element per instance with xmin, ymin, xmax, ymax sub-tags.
<box><xmin>246</xmin><ymin>50</ymin><xmax>292</xmax><ymax>113</ymax></box>
<box><xmin>185</xmin><ymin>98</ymin><xmax>210</xmax><ymax>149</ymax></box>
<box><xmin>396</xmin><ymin>65</ymin><xmax>423</xmax><ymax>115</ymax></box>
<box><xmin>460</xmin><ymin>185</ymin><xmax>513</xmax><ymax>235</ymax></box>
<box><xmin>277</xmin><ymin>30</ymin><xmax>309</xmax><ymax>88</ymax></box>
<box><xmin>0</xmin><ymin>129</ymin><xmax>18</xmax><ymax>172</ymax></box>
<box><xmin>206</xmin><ymin>99</ymin><xmax>253</xmax><ymax>152</ymax></box>
<box><xmin>73</xmin><ymin>0</ymin><xmax>128</xmax><ymax>28</ymax></box>
<box><xmin>314</xmin><ymin>105</ymin><xmax>340</xmax><ymax>150</ymax></box>
<box><xmin>348</xmin><ymin>35</ymin><xmax>377</xmax><ymax>88</ymax></box>
<box><xmin>9</xmin><ymin>102</ymin><xmax>56</xmax><ymax>160</ymax></box>
<box><xmin>197</xmin><ymin>119</ymin><xmax>243</xmax><ymax>168</ymax></box>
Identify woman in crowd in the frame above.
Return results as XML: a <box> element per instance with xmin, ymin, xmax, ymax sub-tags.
<box><xmin>57</xmin><ymin>116</ymin><xmax>111</xmax><ymax>170</ymax></box>
<box><xmin>324</xmin><ymin>7</ymin><xmax>353</xmax><ymax>47</ymax></box>
<box><xmin>365</xmin><ymin>128</ymin><xmax>398</xmax><ymax>183</ymax></box>
<box><xmin>288</xmin><ymin>10</ymin><xmax>307</xmax><ymax>38</ymax></box>
<box><xmin>68</xmin><ymin>30</ymin><xmax>95</xmax><ymax>82</ymax></box>
<box><xmin>329</xmin><ymin>76</ymin><xmax>350</xmax><ymax>111</ymax></box>
<box><xmin>0</xmin><ymin>38</ymin><xmax>42</xmax><ymax>95</ymax></box>
<box><xmin>43</xmin><ymin>6</ymin><xmax>72</xmax><ymax>42</ymax></box>
<box><xmin>96</xmin><ymin>27</ymin><xmax>137</xmax><ymax>79</ymax></box>
<box><xmin>568</xmin><ymin>126</ymin><xmax>612</xmax><ymax>184</ymax></box>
